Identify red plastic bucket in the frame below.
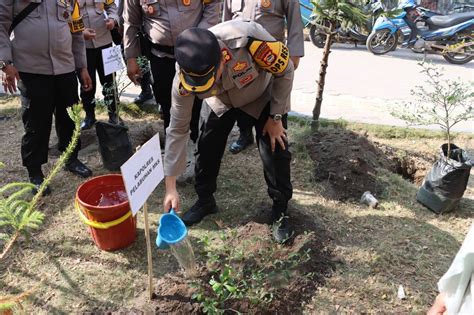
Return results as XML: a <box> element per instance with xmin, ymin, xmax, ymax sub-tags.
<box><xmin>75</xmin><ymin>174</ymin><xmax>136</xmax><ymax>251</ymax></box>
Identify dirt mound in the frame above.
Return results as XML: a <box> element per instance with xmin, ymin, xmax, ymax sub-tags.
<box><xmin>128</xmin><ymin>219</ymin><xmax>334</xmax><ymax>314</ymax></box>
<box><xmin>306</xmin><ymin>128</ymin><xmax>435</xmax><ymax>201</ymax></box>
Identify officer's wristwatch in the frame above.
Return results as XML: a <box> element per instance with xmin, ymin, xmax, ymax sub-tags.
<box><xmin>270</xmin><ymin>114</ymin><xmax>283</xmax><ymax>122</ymax></box>
<box><xmin>0</xmin><ymin>61</ymin><xmax>13</xmax><ymax>71</ymax></box>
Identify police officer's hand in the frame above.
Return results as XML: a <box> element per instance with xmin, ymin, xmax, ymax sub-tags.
<box><xmin>2</xmin><ymin>64</ymin><xmax>20</xmax><ymax>94</ymax></box>
<box><xmin>127</xmin><ymin>58</ymin><xmax>142</xmax><ymax>85</ymax></box>
<box><xmin>78</xmin><ymin>68</ymin><xmax>93</xmax><ymax>92</ymax></box>
<box><xmin>263</xmin><ymin>118</ymin><xmax>287</xmax><ymax>153</ymax></box>
<box><xmin>164</xmin><ymin>176</ymin><xmax>180</xmax><ymax>212</ymax></box>
<box><xmin>83</xmin><ymin>28</ymin><xmax>96</xmax><ymax>40</ymax></box>
<box><xmin>105</xmin><ymin>18</ymin><xmax>115</xmax><ymax>31</ymax></box>
<box><xmin>290</xmin><ymin>56</ymin><xmax>300</xmax><ymax>70</ymax></box>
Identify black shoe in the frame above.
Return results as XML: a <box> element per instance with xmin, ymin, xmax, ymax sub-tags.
<box><xmin>181</xmin><ymin>198</ymin><xmax>218</xmax><ymax>226</ymax></box>
<box><xmin>229</xmin><ymin>130</ymin><xmax>254</xmax><ymax>154</ymax></box>
<box><xmin>271</xmin><ymin>214</ymin><xmax>292</xmax><ymax>244</ymax></box>
<box><xmin>80</xmin><ymin>116</ymin><xmax>96</xmax><ymax>130</ymax></box>
<box><xmin>134</xmin><ymin>91</ymin><xmax>153</xmax><ymax>105</ymax></box>
<box><xmin>29</xmin><ymin>176</ymin><xmax>51</xmax><ymax>196</ymax></box>
<box><xmin>65</xmin><ymin>158</ymin><xmax>92</xmax><ymax>178</ymax></box>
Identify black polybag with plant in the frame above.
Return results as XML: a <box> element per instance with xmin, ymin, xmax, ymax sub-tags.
<box><xmin>417</xmin><ymin>144</ymin><xmax>472</xmax><ymax>214</ymax></box>
<box><xmin>391</xmin><ymin>63</ymin><xmax>474</xmax><ymax>214</ymax></box>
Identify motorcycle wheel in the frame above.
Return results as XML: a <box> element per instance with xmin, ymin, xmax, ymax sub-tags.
<box><xmin>367</xmin><ymin>29</ymin><xmax>398</xmax><ymax>55</ymax></box>
<box><xmin>442</xmin><ymin>37</ymin><xmax>473</xmax><ymax>65</ymax></box>
<box><xmin>310</xmin><ymin>25</ymin><xmax>326</xmax><ymax>49</ymax></box>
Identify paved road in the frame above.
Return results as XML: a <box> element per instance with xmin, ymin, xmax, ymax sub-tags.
<box><xmin>1</xmin><ymin>42</ymin><xmax>472</xmax><ymax>131</ymax></box>
<box><xmin>291</xmin><ymin>42</ymin><xmax>473</xmax><ymax>132</ymax></box>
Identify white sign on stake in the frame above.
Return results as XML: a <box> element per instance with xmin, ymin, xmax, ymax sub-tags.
<box><xmin>102</xmin><ymin>45</ymin><xmax>125</xmax><ymax>76</ymax></box>
<box><xmin>121</xmin><ymin>133</ymin><xmax>164</xmax><ymax>215</ymax></box>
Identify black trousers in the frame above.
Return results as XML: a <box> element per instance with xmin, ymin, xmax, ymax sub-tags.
<box><xmin>149</xmin><ymin>54</ymin><xmax>201</xmax><ymax>142</ymax></box>
<box><xmin>81</xmin><ymin>44</ymin><xmax>117</xmax><ymax>115</ymax></box>
<box><xmin>195</xmin><ymin>103</ymin><xmax>293</xmax><ymax>209</ymax></box>
<box><xmin>18</xmin><ymin>72</ymin><xmax>80</xmax><ymax>170</ymax></box>
<box><xmin>236</xmin><ymin>110</ymin><xmax>255</xmax><ymax>133</ymax></box>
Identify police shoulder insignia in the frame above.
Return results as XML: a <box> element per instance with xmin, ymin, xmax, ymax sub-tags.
<box><xmin>182</xmin><ymin>0</ymin><xmax>191</xmax><ymax>6</ymax></box>
<box><xmin>178</xmin><ymin>83</ymin><xmax>191</xmax><ymax>97</ymax></box>
<box><xmin>105</xmin><ymin>0</ymin><xmax>114</xmax><ymax>5</ymax></box>
<box><xmin>202</xmin><ymin>0</ymin><xmax>213</xmax><ymax>4</ymax></box>
<box><xmin>221</xmin><ymin>48</ymin><xmax>232</xmax><ymax>64</ymax></box>
<box><xmin>247</xmin><ymin>39</ymin><xmax>289</xmax><ymax>74</ymax></box>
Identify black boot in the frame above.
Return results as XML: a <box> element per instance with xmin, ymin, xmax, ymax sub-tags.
<box><xmin>181</xmin><ymin>197</ymin><xmax>218</xmax><ymax>226</ymax></box>
<box><xmin>229</xmin><ymin>128</ymin><xmax>254</xmax><ymax>154</ymax></box>
<box><xmin>65</xmin><ymin>158</ymin><xmax>92</xmax><ymax>178</ymax></box>
<box><xmin>271</xmin><ymin>202</ymin><xmax>292</xmax><ymax>243</ymax></box>
<box><xmin>134</xmin><ymin>73</ymin><xmax>153</xmax><ymax>105</ymax></box>
<box><xmin>80</xmin><ymin>111</ymin><xmax>96</xmax><ymax>130</ymax></box>
<box><xmin>27</xmin><ymin>167</ymin><xmax>51</xmax><ymax>196</ymax></box>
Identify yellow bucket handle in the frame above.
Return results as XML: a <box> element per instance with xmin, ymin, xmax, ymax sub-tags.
<box><xmin>75</xmin><ymin>199</ymin><xmax>132</xmax><ymax>229</ymax></box>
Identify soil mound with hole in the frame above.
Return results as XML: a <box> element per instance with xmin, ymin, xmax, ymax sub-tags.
<box><xmin>306</xmin><ymin>128</ymin><xmax>435</xmax><ymax>201</ymax></box>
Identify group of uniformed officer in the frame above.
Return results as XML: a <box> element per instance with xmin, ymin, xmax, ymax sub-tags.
<box><xmin>0</xmin><ymin>0</ymin><xmax>304</xmax><ymax>242</ymax></box>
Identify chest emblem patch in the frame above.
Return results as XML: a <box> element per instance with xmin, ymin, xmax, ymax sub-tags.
<box><xmin>232</xmin><ymin>61</ymin><xmax>248</xmax><ymax>72</ymax></box>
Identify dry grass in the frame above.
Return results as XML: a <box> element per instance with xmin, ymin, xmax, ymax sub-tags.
<box><xmin>1</xmin><ymin>96</ymin><xmax>473</xmax><ymax>313</ymax></box>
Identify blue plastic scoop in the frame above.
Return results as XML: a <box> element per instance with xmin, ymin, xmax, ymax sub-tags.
<box><xmin>156</xmin><ymin>209</ymin><xmax>187</xmax><ymax>250</ymax></box>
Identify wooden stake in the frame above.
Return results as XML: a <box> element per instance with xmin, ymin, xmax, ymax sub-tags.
<box><xmin>143</xmin><ymin>202</ymin><xmax>154</xmax><ymax>300</ymax></box>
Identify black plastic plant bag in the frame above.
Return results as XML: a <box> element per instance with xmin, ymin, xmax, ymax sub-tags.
<box><xmin>417</xmin><ymin>143</ymin><xmax>472</xmax><ymax>214</ymax></box>
<box><xmin>96</xmin><ymin>121</ymin><xmax>133</xmax><ymax>171</ymax></box>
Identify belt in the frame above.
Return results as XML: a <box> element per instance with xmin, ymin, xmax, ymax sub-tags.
<box><xmin>150</xmin><ymin>42</ymin><xmax>175</xmax><ymax>55</ymax></box>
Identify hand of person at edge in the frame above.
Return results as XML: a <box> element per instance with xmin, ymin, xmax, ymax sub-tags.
<box><xmin>78</xmin><ymin>68</ymin><xmax>93</xmax><ymax>92</ymax></box>
<box><xmin>163</xmin><ymin>176</ymin><xmax>180</xmax><ymax>213</ymax></box>
<box><xmin>105</xmin><ymin>18</ymin><xmax>115</xmax><ymax>31</ymax></box>
<box><xmin>83</xmin><ymin>28</ymin><xmax>96</xmax><ymax>40</ymax></box>
<box><xmin>127</xmin><ymin>58</ymin><xmax>142</xmax><ymax>85</ymax></box>
<box><xmin>290</xmin><ymin>56</ymin><xmax>300</xmax><ymax>70</ymax></box>
<box><xmin>263</xmin><ymin>117</ymin><xmax>287</xmax><ymax>153</ymax></box>
<box><xmin>2</xmin><ymin>64</ymin><xmax>20</xmax><ymax>94</ymax></box>
<box><xmin>427</xmin><ymin>293</ymin><xmax>447</xmax><ymax>315</ymax></box>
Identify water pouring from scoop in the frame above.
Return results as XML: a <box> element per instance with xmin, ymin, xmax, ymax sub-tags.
<box><xmin>156</xmin><ymin>209</ymin><xmax>197</xmax><ymax>278</ymax></box>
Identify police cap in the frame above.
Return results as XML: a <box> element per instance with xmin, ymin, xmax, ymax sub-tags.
<box><xmin>175</xmin><ymin>28</ymin><xmax>221</xmax><ymax>94</ymax></box>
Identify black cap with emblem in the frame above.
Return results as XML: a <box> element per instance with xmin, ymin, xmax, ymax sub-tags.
<box><xmin>175</xmin><ymin>28</ymin><xmax>221</xmax><ymax>93</ymax></box>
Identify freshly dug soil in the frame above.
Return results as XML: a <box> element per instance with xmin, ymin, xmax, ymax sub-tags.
<box><xmin>306</xmin><ymin>128</ymin><xmax>435</xmax><ymax>201</ymax></box>
<box><xmin>129</xmin><ymin>213</ymin><xmax>334</xmax><ymax>314</ymax></box>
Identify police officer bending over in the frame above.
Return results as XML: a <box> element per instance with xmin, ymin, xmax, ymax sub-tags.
<box><xmin>163</xmin><ymin>20</ymin><xmax>294</xmax><ymax>243</ymax></box>
<box><xmin>0</xmin><ymin>0</ymin><xmax>93</xmax><ymax>195</ymax></box>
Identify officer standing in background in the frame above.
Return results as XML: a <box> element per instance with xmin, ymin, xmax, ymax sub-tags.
<box><xmin>79</xmin><ymin>0</ymin><xmax>121</xmax><ymax>130</ymax></box>
<box><xmin>163</xmin><ymin>20</ymin><xmax>294</xmax><ymax>243</ymax></box>
<box><xmin>223</xmin><ymin>0</ymin><xmax>304</xmax><ymax>154</ymax></box>
<box><xmin>123</xmin><ymin>0</ymin><xmax>220</xmax><ymax>172</ymax></box>
<box><xmin>0</xmin><ymin>0</ymin><xmax>93</xmax><ymax>194</ymax></box>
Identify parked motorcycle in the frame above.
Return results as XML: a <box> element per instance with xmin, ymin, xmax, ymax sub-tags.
<box><xmin>309</xmin><ymin>0</ymin><xmax>385</xmax><ymax>48</ymax></box>
<box><xmin>367</xmin><ymin>0</ymin><xmax>474</xmax><ymax>64</ymax></box>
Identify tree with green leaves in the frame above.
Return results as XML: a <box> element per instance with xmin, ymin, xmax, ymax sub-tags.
<box><xmin>0</xmin><ymin>105</ymin><xmax>82</xmax><ymax>261</ymax></box>
<box><xmin>310</xmin><ymin>0</ymin><xmax>367</xmax><ymax>129</ymax></box>
<box><xmin>392</xmin><ymin>63</ymin><xmax>474</xmax><ymax>159</ymax></box>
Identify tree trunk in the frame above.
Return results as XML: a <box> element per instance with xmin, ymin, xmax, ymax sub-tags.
<box><xmin>312</xmin><ymin>22</ymin><xmax>336</xmax><ymax>130</ymax></box>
